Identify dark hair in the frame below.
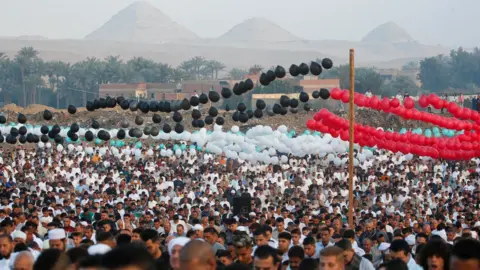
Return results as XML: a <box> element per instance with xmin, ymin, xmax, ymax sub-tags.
<box><xmin>100</xmin><ymin>244</ymin><xmax>156</xmax><ymax>270</ymax></box>
<box><xmin>140</xmin><ymin>229</ymin><xmax>159</xmax><ymax>243</ymax></box>
<box><xmin>204</xmin><ymin>227</ymin><xmax>219</xmax><ymax>236</ymax></box>
<box><xmin>298</xmin><ymin>258</ymin><xmax>319</xmax><ymax>270</ymax></box>
<box><xmin>79</xmin><ymin>255</ymin><xmax>103</xmax><ymax>268</ymax></box>
<box><xmin>288</xmin><ymin>245</ymin><xmax>304</xmax><ymax>259</ymax></box>
<box><xmin>216</xmin><ymin>249</ymin><xmax>232</xmax><ymax>259</ymax></box>
<box><xmin>335</xmin><ymin>239</ymin><xmax>353</xmax><ymax>251</ymax></box>
<box><xmin>66</xmin><ymin>247</ymin><xmax>89</xmax><ymax>265</ymax></box>
<box><xmin>13</xmin><ymin>242</ymin><xmax>28</xmax><ymax>253</ymax></box>
<box><xmin>33</xmin><ymin>249</ymin><xmax>67</xmax><ymax>270</ymax></box>
<box><xmin>254</xmin><ymin>245</ymin><xmax>279</xmax><ymax>264</ymax></box>
<box><xmin>451</xmin><ymin>239</ymin><xmax>480</xmax><ymax>261</ymax></box>
<box><xmin>418</xmin><ymin>239</ymin><xmax>451</xmax><ymax>270</ymax></box>
<box><xmin>378</xmin><ymin>258</ymin><xmax>409</xmax><ymax>270</ymax></box>
<box><xmin>303</xmin><ymin>236</ymin><xmax>315</xmax><ymax>246</ymax></box>
<box><xmin>116</xmin><ymin>234</ymin><xmax>132</xmax><ymax>246</ymax></box>
<box><xmin>343</xmin><ymin>229</ymin><xmax>355</xmax><ymax>239</ymax></box>
<box><xmin>415</xmin><ymin>233</ymin><xmax>428</xmax><ymax>241</ymax></box>
<box><xmin>389</xmin><ymin>240</ymin><xmax>410</xmax><ymax>255</ymax></box>
<box><xmin>262</xmin><ymin>224</ymin><xmax>273</xmax><ymax>233</ymax></box>
<box><xmin>254</xmin><ymin>228</ymin><xmax>267</xmax><ymax>237</ymax></box>
<box><xmin>96</xmin><ymin>231</ymin><xmax>113</xmax><ymax>243</ymax></box>
<box><xmin>278</xmin><ymin>232</ymin><xmax>292</xmax><ymax>241</ymax></box>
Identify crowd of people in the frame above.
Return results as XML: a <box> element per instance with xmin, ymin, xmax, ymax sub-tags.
<box><xmin>0</xmin><ymin>136</ymin><xmax>478</xmax><ymax>270</ymax></box>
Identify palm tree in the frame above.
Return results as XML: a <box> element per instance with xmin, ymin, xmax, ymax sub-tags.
<box><xmin>104</xmin><ymin>55</ymin><xmax>122</xmax><ymax>83</ymax></box>
<box><xmin>0</xmin><ymin>54</ymin><xmax>16</xmax><ymax>103</ymax></box>
<box><xmin>205</xmin><ymin>60</ymin><xmax>226</xmax><ymax>79</ymax></box>
<box><xmin>72</xmin><ymin>61</ymin><xmax>90</xmax><ymax>106</ymax></box>
<box><xmin>228</xmin><ymin>68</ymin><xmax>248</xmax><ymax>80</ymax></box>
<box><xmin>24</xmin><ymin>59</ymin><xmax>45</xmax><ymax>104</ymax></box>
<box><xmin>15</xmin><ymin>47</ymin><xmax>39</xmax><ymax>106</ymax></box>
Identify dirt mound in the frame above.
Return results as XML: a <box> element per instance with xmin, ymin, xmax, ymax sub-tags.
<box><xmin>23</xmin><ymin>104</ymin><xmax>58</xmax><ymax>114</ymax></box>
<box><xmin>1</xmin><ymin>104</ymin><xmax>24</xmax><ymax>113</ymax></box>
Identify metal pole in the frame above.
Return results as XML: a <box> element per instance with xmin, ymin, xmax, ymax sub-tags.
<box><xmin>348</xmin><ymin>49</ymin><xmax>355</xmax><ymax>228</ymax></box>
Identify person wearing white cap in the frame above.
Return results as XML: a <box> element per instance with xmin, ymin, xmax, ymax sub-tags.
<box><xmin>192</xmin><ymin>224</ymin><xmax>204</xmax><ymax>239</ymax></box>
<box><xmin>48</xmin><ymin>228</ymin><xmax>67</xmax><ymax>251</ymax></box>
<box><xmin>168</xmin><ymin>237</ymin><xmax>191</xmax><ymax>270</ymax></box>
<box><xmin>12</xmin><ymin>230</ymin><xmax>27</xmax><ymax>245</ymax></box>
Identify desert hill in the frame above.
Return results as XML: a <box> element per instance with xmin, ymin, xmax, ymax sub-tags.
<box><xmin>85</xmin><ymin>1</ymin><xmax>198</xmax><ymax>43</ymax></box>
<box><xmin>362</xmin><ymin>22</ymin><xmax>414</xmax><ymax>43</ymax></box>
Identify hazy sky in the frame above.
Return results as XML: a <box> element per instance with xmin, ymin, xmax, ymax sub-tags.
<box><xmin>0</xmin><ymin>0</ymin><xmax>476</xmax><ymax>47</ymax></box>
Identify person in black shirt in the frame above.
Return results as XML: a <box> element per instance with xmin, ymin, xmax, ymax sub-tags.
<box><xmin>140</xmin><ymin>229</ymin><xmax>170</xmax><ymax>270</ymax></box>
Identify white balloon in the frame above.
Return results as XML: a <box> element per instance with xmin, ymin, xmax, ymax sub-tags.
<box><xmin>38</xmin><ymin>142</ymin><xmax>44</xmax><ymax>148</ymax></box>
<box><xmin>231</xmin><ymin>125</ymin><xmax>239</xmax><ymax>133</ymax></box>
<box><xmin>67</xmin><ymin>144</ymin><xmax>75</xmax><ymax>152</ymax></box>
<box><xmin>46</xmin><ymin>142</ymin><xmax>52</xmax><ymax>149</ymax></box>
<box><xmin>57</xmin><ymin>144</ymin><xmax>64</xmax><ymax>152</ymax></box>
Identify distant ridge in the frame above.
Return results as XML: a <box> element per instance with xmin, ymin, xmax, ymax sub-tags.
<box><xmin>216</xmin><ymin>17</ymin><xmax>301</xmax><ymax>42</ymax></box>
<box><xmin>85</xmin><ymin>1</ymin><xmax>198</xmax><ymax>43</ymax></box>
<box><xmin>362</xmin><ymin>22</ymin><xmax>414</xmax><ymax>43</ymax></box>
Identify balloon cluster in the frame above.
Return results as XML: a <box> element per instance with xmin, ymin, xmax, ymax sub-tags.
<box><xmin>307</xmin><ymin>89</ymin><xmax>480</xmax><ymax>160</ymax></box>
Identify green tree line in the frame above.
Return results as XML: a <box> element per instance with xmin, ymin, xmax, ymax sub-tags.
<box><xmin>418</xmin><ymin>47</ymin><xmax>480</xmax><ymax>93</ymax></box>
<box><xmin>0</xmin><ymin>47</ymin><xmax>233</xmax><ymax>108</ymax></box>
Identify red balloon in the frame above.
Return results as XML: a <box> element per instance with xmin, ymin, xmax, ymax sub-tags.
<box><xmin>404</xmin><ymin>97</ymin><xmax>415</xmax><ymax>109</ymax></box>
<box><xmin>390</xmin><ymin>98</ymin><xmax>400</xmax><ymax>108</ymax></box>
<box><xmin>306</xmin><ymin>119</ymin><xmax>316</xmax><ymax>130</ymax></box>
<box><xmin>341</xmin><ymin>90</ymin><xmax>350</xmax><ymax>103</ymax></box>
<box><xmin>418</xmin><ymin>95</ymin><xmax>429</xmax><ymax>108</ymax></box>
<box><xmin>330</xmin><ymin>88</ymin><xmax>342</xmax><ymax>100</ymax></box>
<box><xmin>381</xmin><ymin>97</ymin><xmax>390</xmax><ymax>110</ymax></box>
<box><xmin>369</xmin><ymin>96</ymin><xmax>380</xmax><ymax>108</ymax></box>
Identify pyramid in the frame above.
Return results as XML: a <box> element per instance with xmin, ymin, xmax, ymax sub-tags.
<box><xmin>85</xmin><ymin>1</ymin><xmax>198</xmax><ymax>43</ymax></box>
<box><xmin>216</xmin><ymin>17</ymin><xmax>301</xmax><ymax>42</ymax></box>
<box><xmin>361</xmin><ymin>22</ymin><xmax>414</xmax><ymax>43</ymax></box>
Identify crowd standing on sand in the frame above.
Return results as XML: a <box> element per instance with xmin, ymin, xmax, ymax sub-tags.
<box><xmin>0</xmin><ymin>139</ymin><xmax>478</xmax><ymax>270</ymax></box>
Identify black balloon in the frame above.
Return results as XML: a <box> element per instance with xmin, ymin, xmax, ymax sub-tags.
<box><xmin>48</xmin><ymin>130</ymin><xmax>55</xmax><ymax>139</ymax></box>
<box><xmin>259</xmin><ymin>73</ymin><xmax>270</xmax><ymax>86</ymax></box>
<box><xmin>254</xmin><ymin>109</ymin><xmax>263</xmax><ymax>118</ymax></box>
<box><xmin>99</xmin><ymin>130</ymin><xmax>111</xmax><ymax>141</ymax></box>
<box><xmin>290</xmin><ymin>108</ymin><xmax>298</xmax><ymax>114</ymax></box>
<box><xmin>225</xmin><ymin>104</ymin><xmax>230</xmax><ymax>112</ymax></box>
<box><xmin>0</xmin><ymin>115</ymin><xmax>5</xmax><ymax>124</ymax></box>
<box><xmin>139</xmin><ymin>101</ymin><xmax>149</xmax><ymax>113</ymax></box>
<box><xmin>0</xmin><ymin>135</ymin><xmax>3</xmax><ymax>143</ymax></box>
<box><xmin>163</xmin><ymin>124</ymin><xmax>172</xmax><ymax>133</ymax></box>
<box><xmin>244</xmin><ymin>79</ymin><xmax>254</xmax><ymax>90</ymax></box>
<box><xmin>163</xmin><ymin>102</ymin><xmax>171</xmax><ymax>113</ymax></box>
<box><xmin>19</xmin><ymin>126</ymin><xmax>27</xmax><ymax>136</ymax></box>
<box><xmin>273</xmin><ymin>104</ymin><xmax>283</xmax><ymax>114</ymax></box>
<box><xmin>129</xmin><ymin>101</ymin><xmax>138</xmax><ymax>111</ymax></box>
<box><xmin>10</xmin><ymin>127</ymin><xmax>19</xmax><ymax>137</ymax></box>
<box><xmin>99</xmin><ymin>98</ymin><xmax>107</xmax><ymax>108</ymax></box>
<box><xmin>190</xmin><ymin>96</ymin><xmax>200</xmax><ymax>107</ymax></box>
<box><xmin>133</xmin><ymin>128</ymin><xmax>143</xmax><ymax>138</ymax></box>
<box><xmin>199</xmin><ymin>93</ymin><xmax>209</xmax><ymax>104</ymax></box>
<box><xmin>238</xmin><ymin>82</ymin><xmax>246</xmax><ymax>94</ymax></box>
<box><xmin>120</xmin><ymin>100</ymin><xmax>130</xmax><ymax>110</ymax></box>
<box><xmin>70</xmin><ymin>123</ymin><xmax>79</xmax><ymax>133</ymax></box>
<box><xmin>174</xmin><ymin>124</ymin><xmax>184</xmax><ymax>134</ymax></box>
<box><xmin>85</xmin><ymin>131</ymin><xmax>94</xmax><ymax>141</ymax></box>
<box><xmin>299</xmin><ymin>92</ymin><xmax>309</xmax><ymax>103</ymax></box>
<box><xmin>208</xmin><ymin>91</ymin><xmax>220</xmax><ymax>103</ymax></box>
<box><xmin>197</xmin><ymin>120</ymin><xmax>205</xmax><ymax>128</ymax></box>
<box><xmin>41</xmin><ymin>134</ymin><xmax>49</xmax><ymax>143</ymax></box>
<box><xmin>18</xmin><ymin>114</ymin><xmax>27</xmax><ymax>124</ymax></box>
<box><xmin>52</xmin><ymin>125</ymin><xmax>61</xmax><ymax>135</ymax></box>
<box><xmin>172</xmin><ymin>112</ymin><xmax>183</xmax><ymax>123</ymax></box>
<box><xmin>86</xmin><ymin>101</ymin><xmax>95</xmax><ymax>112</ymax></box>
<box><xmin>319</xmin><ymin>88</ymin><xmax>330</xmax><ymax>100</ymax></box>
<box><xmin>67</xmin><ymin>105</ymin><xmax>77</xmax><ymax>114</ymax></box>
<box><xmin>152</xmin><ymin>114</ymin><xmax>162</xmax><ymax>123</ymax></box>
<box><xmin>289</xmin><ymin>64</ymin><xmax>299</xmax><ymax>77</ymax></box>
<box><xmin>289</xmin><ymin>98</ymin><xmax>299</xmax><ymax>108</ymax></box>
<box><xmin>275</xmin><ymin>66</ymin><xmax>286</xmax><ymax>78</ymax></box>
<box><xmin>91</xmin><ymin>120</ymin><xmax>100</xmax><ymax>129</ymax></box>
<box><xmin>150</xmin><ymin>127</ymin><xmax>160</xmax><ymax>136</ymax></box>
<box><xmin>116</xmin><ymin>96</ymin><xmax>125</xmax><ymax>104</ymax></box>
<box><xmin>215</xmin><ymin>117</ymin><xmax>224</xmax><ymax>125</ymax></box>
<box><xmin>143</xmin><ymin>126</ymin><xmax>152</xmax><ymax>136</ymax></box>
<box><xmin>237</xmin><ymin>103</ymin><xmax>247</xmax><ymax>112</ymax></box>
<box><xmin>93</xmin><ymin>100</ymin><xmax>100</xmax><ymax>109</ymax></box>
<box><xmin>135</xmin><ymin>116</ymin><xmax>144</xmax><ymax>125</ymax></box>
<box><xmin>280</xmin><ymin>95</ymin><xmax>290</xmax><ymax>107</ymax></box>
<box><xmin>106</xmin><ymin>98</ymin><xmax>117</xmax><ymax>108</ymax></box>
<box><xmin>192</xmin><ymin>109</ymin><xmax>201</xmax><ymax>120</ymax></box>
<box><xmin>256</xmin><ymin>99</ymin><xmax>266</xmax><ymax>110</ymax></box>
<box><xmin>6</xmin><ymin>134</ymin><xmax>16</xmax><ymax>144</ymax></box>
<box><xmin>239</xmin><ymin>113</ymin><xmax>249</xmax><ymax>123</ymax></box>
<box><xmin>192</xmin><ymin>119</ymin><xmax>198</xmax><ymax>128</ymax></box>
<box><xmin>205</xmin><ymin>115</ymin><xmax>214</xmax><ymax>125</ymax></box>
<box><xmin>149</xmin><ymin>101</ymin><xmax>159</xmax><ymax>112</ymax></box>
<box><xmin>221</xmin><ymin>88</ymin><xmax>232</xmax><ymax>99</ymax></box>
<box><xmin>181</xmin><ymin>99</ymin><xmax>191</xmax><ymax>110</ymax></box>
<box><xmin>232</xmin><ymin>111</ymin><xmax>240</xmax><ymax>122</ymax></box>
<box><xmin>246</xmin><ymin>109</ymin><xmax>254</xmax><ymax>119</ymax></box>
<box><xmin>117</xmin><ymin>129</ymin><xmax>126</xmax><ymax>139</ymax></box>
<box><xmin>266</xmin><ymin>70</ymin><xmax>276</xmax><ymax>82</ymax></box>
<box><xmin>233</xmin><ymin>83</ymin><xmax>242</xmax><ymax>95</ymax></box>
<box><xmin>40</xmin><ymin>125</ymin><xmax>49</xmax><ymax>134</ymax></box>
<box><xmin>208</xmin><ymin>107</ymin><xmax>218</xmax><ymax>117</ymax></box>
<box><xmin>298</xmin><ymin>63</ymin><xmax>309</xmax><ymax>75</ymax></box>
<box><xmin>19</xmin><ymin>135</ymin><xmax>26</xmax><ymax>144</ymax></box>
<box><xmin>309</xmin><ymin>62</ymin><xmax>322</xmax><ymax>76</ymax></box>
<box><xmin>43</xmin><ymin>110</ymin><xmax>53</xmax><ymax>121</ymax></box>
<box><xmin>54</xmin><ymin>134</ymin><xmax>63</xmax><ymax>144</ymax></box>
<box><xmin>304</xmin><ymin>103</ymin><xmax>312</xmax><ymax>111</ymax></box>
<box><xmin>70</xmin><ymin>134</ymin><xmax>78</xmax><ymax>142</ymax></box>
<box><xmin>280</xmin><ymin>107</ymin><xmax>288</xmax><ymax>115</ymax></box>
<box><xmin>121</xmin><ymin>120</ymin><xmax>129</xmax><ymax>129</ymax></box>
<box><xmin>312</xmin><ymin>91</ymin><xmax>320</xmax><ymax>99</ymax></box>
<box><xmin>26</xmin><ymin>133</ymin><xmax>34</xmax><ymax>143</ymax></box>
<box><xmin>321</xmin><ymin>58</ymin><xmax>333</xmax><ymax>69</ymax></box>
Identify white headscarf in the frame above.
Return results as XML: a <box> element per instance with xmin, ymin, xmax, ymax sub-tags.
<box><xmin>167</xmin><ymin>237</ymin><xmax>191</xmax><ymax>255</ymax></box>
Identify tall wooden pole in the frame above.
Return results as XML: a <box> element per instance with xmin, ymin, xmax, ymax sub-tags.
<box><xmin>348</xmin><ymin>49</ymin><xmax>355</xmax><ymax>228</ymax></box>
